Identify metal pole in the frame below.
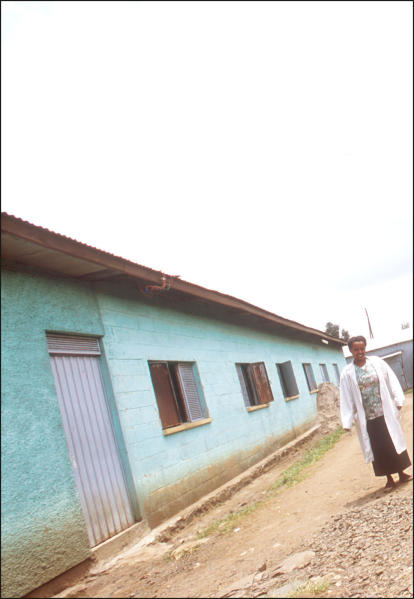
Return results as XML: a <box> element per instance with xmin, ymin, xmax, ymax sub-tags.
<box><xmin>364</xmin><ymin>307</ymin><xmax>374</xmax><ymax>339</ymax></box>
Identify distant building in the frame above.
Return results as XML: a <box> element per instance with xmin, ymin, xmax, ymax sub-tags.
<box><xmin>344</xmin><ymin>331</ymin><xmax>413</xmax><ymax>391</ymax></box>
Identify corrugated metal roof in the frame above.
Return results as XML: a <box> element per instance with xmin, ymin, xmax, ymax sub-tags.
<box><xmin>1</xmin><ymin>212</ymin><xmax>346</xmax><ymax>346</ymax></box>
<box><xmin>1</xmin><ymin>212</ymin><xmax>164</xmax><ymax>275</ymax></box>
<box><xmin>381</xmin><ymin>351</ymin><xmax>403</xmax><ymax>360</ymax></box>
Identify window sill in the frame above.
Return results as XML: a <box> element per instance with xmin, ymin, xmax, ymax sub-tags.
<box><xmin>285</xmin><ymin>394</ymin><xmax>300</xmax><ymax>402</ymax></box>
<box><xmin>310</xmin><ymin>389</ymin><xmax>318</xmax><ymax>394</ymax></box>
<box><xmin>163</xmin><ymin>418</ymin><xmax>213</xmax><ymax>436</ymax></box>
<box><xmin>246</xmin><ymin>403</ymin><xmax>270</xmax><ymax>412</ymax></box>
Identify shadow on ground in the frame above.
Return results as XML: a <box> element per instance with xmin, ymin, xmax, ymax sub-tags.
<box><xmin>344</xmin><ymin>480</ymin><xmax>411</xmax><ymax>510</ymax></box>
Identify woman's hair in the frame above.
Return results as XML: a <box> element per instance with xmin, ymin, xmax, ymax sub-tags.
<box><xmin>348</xmin><ymin>335</ymin><xmax>367</xmax><ymax>350</ymax></box>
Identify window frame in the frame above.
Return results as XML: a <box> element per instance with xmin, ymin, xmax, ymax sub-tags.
<box><xmin>332</xmin><ymin>363</ymin><xmax>340</xmax><ymax>385</ymax></box>
<box><xmin>319</xmin><ymin>363</ymin><xmax>330</xmax><ymax>383</ymax></box>
<box><xmin>302</xmin><ymin>362</ymin><xmax>318</xmax><ymax>393</ymax></box>
<box><xmin>236</xmin><ymin>362</ymin><xmax>274</xmax><ymax>410</ymax></box>
<box><xmin>148</xmin><ymin>361</ymin><xmax>210</xmax><ymax>433</ymax></box>
<box><xmin>276</xmin><ymin>360</ymin><xmax>300</xmax><ymax>401</ymax></box>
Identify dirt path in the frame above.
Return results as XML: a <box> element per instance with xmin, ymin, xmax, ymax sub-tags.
<box><xmin>53</xmin><ymin>393</ymin><xmax>412</xmax><ymax>599</ymax></box>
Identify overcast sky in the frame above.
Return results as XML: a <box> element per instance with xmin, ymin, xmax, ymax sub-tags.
<box><xmin>2</xmin><ymin>1</ymin><xmax>413</xmax><ymax>346</ymax></box>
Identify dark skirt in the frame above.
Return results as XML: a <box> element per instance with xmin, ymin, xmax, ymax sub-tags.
<box><xmin>366</xmin><ymin>415</ymin><xmax>411</xmax><ymax>476</ymax></box>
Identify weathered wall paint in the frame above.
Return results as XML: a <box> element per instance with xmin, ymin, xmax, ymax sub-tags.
<box><xmin>1</xmin><ymin>268</ymin><xmax>104</xmax><ymax>598</ymax></box>
<box><xmin>2</xmin><ymin>268</ymin><xmax>346</xmax><ymax>595</ymax></box>
<box><xmin>95</xmin><ymin>284</ymin><xmax>347</xmax><ymax>526</ymax></box>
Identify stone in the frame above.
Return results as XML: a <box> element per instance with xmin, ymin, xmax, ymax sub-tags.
<box><xmin>278</xmin><ymin>551</ymin><xmax>315</xmax><ymax>573</ymax></box>
<box><xmin>218</xmin><ymin>574</ymin><xmax>256</xmax><ymax>597</ymax></box>
<box><xmin>266</xmin><ymin>580</ymin><xmax>303</xmax><ymax>598</ymax></box>
<box><xmin>284</xmin><ymin>490</ymin><xmax>413</xmax><ymax>599</ymax></box>
<box><xmin>170</xmin><ymin>537</ymin><xmax>209</xmax><ymax>560</ymax></box>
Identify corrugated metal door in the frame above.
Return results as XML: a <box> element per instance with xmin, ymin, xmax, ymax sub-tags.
<box><xmin>384</xmin><ymin>354</ymin><xmax>408</xmax><ymax>390</ymax></box>
<box><xmin>47</xmin><ymin>334</ymin><xmax>135</xmax><ymax>547</ymax></box>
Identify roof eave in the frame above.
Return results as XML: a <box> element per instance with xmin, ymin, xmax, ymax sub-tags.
<box><xmin>1</xmin><ymin>213</ymin><xmax>346</xmax><ymax>347</ymax></box>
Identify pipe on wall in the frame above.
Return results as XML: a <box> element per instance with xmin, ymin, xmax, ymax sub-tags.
<box><xmin>140</xmin><ymin>275</ymin><xmax>171</xmax><ymax>297</ymax></box>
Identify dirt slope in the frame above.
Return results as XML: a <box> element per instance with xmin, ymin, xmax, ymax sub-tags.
<box><xmin>50</xmin><ymin>393</ymin><xmax>412</xmax><ymax>599</ymax></box>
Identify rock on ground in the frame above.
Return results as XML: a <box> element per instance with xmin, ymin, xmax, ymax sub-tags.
<box><xmin>256</xmin><ymin>485</ymin><xmax>413</xmax><ymax>598</ymax></box>
<box><xmin>317</xmin><ymin>382</ymin><xmax>341</xmax><ymax>435</ymax></box>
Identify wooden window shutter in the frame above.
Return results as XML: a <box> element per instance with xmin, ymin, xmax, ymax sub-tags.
<box><xmin>303</xmin><ymin>363</ymin><xmax>317</xmax><ymax>391</ymax></box>
<box><xmin>176</xmin><ymin>363</ymin><xmax>205</xmax><ymax>422</ymax></box>
<box><xmin>277</xmin><ymin>364</ymin><xmax>289</xmax><ymax>397</ymax></box>
<box><xmin>251</xmin><ymin>363</ymin><xmax>274</xmax><ymax>404</ymax></box>
<box><xmin>149</xmin><ymin>363</ymin><xmax>181</xmax><ymax>428</ymax></box>
<box><xmin>308</xmin><ymin>365</ymin><xmax>316</xmax><ymax>390</ymax></box>
<box><xmin>236</xmin><ymin>365</ymin><xmax>251</xmax><ymax>407</ymax></box>
<box><xmin>283</xmin><ymin>362</ymin><xmax>299</xmax><ymax>396</ymax></box>
<box><xmin>245</xmin><ymin>365</ymin><xmax>260</xmax><ymax>405</ymax></box>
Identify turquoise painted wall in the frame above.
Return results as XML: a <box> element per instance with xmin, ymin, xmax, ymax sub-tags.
<box><xmin>95</xmin><ymin>284</ymin><xmax>346</xmax><ymax>525</ymax></box>
<box><xmin>2</xmin><ymin>268</ymin><xmax>346</xmax><ymax>595</ymax></box>
<box><xmin>1</xmin><ymin>268</ymin><xmax>105</xmax><ymax>598</ymax></box>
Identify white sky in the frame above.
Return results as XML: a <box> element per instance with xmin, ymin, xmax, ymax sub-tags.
<box><xmin>2</xmin><ymin>1</ymin><xmax>413</xmax><ymax>345</ymax></box>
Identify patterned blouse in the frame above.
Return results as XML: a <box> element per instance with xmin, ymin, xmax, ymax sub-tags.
<box><xmin>354</xmin><ymin>360</ymin><xmax>384</xmax><ymax>420</ymax></box>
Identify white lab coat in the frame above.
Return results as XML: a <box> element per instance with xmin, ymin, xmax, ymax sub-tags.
<box><xmin>339</xmin><ymin>355</ymin><xmax>406</xmax><ymax>463</ymax></box>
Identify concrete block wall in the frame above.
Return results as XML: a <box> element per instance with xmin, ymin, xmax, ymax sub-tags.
<box><xmin>2</xmin><ymin>268</ymin><xmax>346</xmax><ymax>595</ymax></box>
<box><xmin>96</xmin><ymin>285</ymin><xmax>346</xmax><ymax>526</ymax></box>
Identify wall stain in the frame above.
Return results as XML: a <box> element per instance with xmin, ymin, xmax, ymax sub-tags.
<box><xmin>144</xmin><ymin>419</ymin><xmax>315</xmax><ymax>528</ymax></box>
<box><xmin>1</xmin><ymin>518</ymin><xmax>91</xmax><ymax>598</ymax></box>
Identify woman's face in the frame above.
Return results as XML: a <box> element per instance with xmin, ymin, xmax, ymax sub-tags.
<box><xmin>350</xmin><ymin>341</ymin><xmax>366</xmax><ymax>362</ymax></box>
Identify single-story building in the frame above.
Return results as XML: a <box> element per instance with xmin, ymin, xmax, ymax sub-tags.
<box><xmin>1</xmin><ymin>213</ymin><xmax>347</xmax><ymax>597</ymax></box>
<box><xmin>344</xmin><ymin>333</ymin><xmax>413</xmax><ymax>391</ymax></box>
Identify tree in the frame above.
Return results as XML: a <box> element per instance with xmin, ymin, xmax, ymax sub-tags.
<box><xmin>341</xmin><ymin>329</ymin><xmax>350</xmax><ymax>342</ymax></box>
<box><xmin>325</xmin><ymin>322</ymin><xmax>350</xmax><ymax>342</ymax></box>
<box><xmin>325</xmin><ymin>322</ymin><xmax>339</xmax><ymax>338</ymax></box>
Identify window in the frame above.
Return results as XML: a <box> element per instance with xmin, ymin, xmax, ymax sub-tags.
<box><xmin>332</xmin><ymin>363</ymin><xmax>340</xmax><ymax>384</ymax></box>
<box><xmin>149</xmin><ymin>361</ymin><xmax>207</xmax><ymax>429</ymax></box>
<box><xmin>276</xmin><ymin>361</ymin><xmax>299</xmax><ymax>400</ymax></box>
<box><xmin>319</xmin><ymin>363</ymin><xmax>330</xmax><ymax>382</ymax></box>
<box><xmin>236</xmin><ymin>362</ymin><xmax>274</xmax><ymax>408</ymax></box>
<box><xmin>302</xmin><ymin>363</ymin><xmax>317</xmax><ymax>392</ymax></box>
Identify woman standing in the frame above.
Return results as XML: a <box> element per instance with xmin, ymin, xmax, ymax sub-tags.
<box><xmin>340</xmin><ymin>335</ymin><xmax>412</xmax><ymax>489</ymax></box>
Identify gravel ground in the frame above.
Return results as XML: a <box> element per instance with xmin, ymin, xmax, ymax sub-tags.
<box><xmin>36</xmin><ymin>391</ymin><xmax>411</xmax><ymax>599</ymax></box>
<box><xmin>256</xmin><ymin>483</ymin><xmax>413</xmax><ymax>598</ymax></box>
<box><xmin>306</xmin><ymin>488</ymin><xmax>412</xmax><ymax>598</ymax></box>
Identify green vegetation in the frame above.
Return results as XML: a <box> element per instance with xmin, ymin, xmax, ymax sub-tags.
<box><xmin>165</xmin><ymin>541</ymin><xmax>206</xmax><ymax>561</ymax></box>
<box><xmin>198</xmin><ymin>427</ymin><xmax>345</xmax><ymax>539</ymax></box>
<box><xmin>324</xmin><ymin>322</ymin><xmax>349</xmax><ymax>342</ymax></box>
<box><xmin>287</xmin><ymin>579</ymin><xmax>331</xmax><ymax>597</ymax></box>
<box><xmin>269</xmin><ymin>427</ymin><xmax>345</xmax><ymax>492</ymax></box>
<box><xmin>198</xmin><ymin>500</ymin><xmax>261</xmax><ymax>538</ymax></box>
